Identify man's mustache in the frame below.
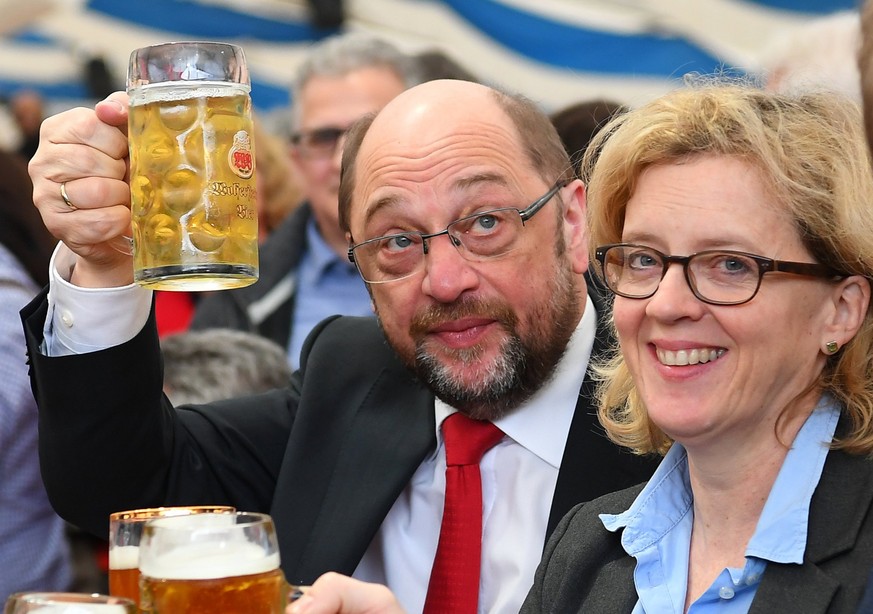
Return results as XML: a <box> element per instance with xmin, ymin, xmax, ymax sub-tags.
<box><xmin>409</xmin><ymin>297</ymin><xmax>518</xmax><ymax>338</ymax></box>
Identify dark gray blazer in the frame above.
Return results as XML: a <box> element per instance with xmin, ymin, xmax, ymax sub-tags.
<box><xmin>190</xmin><ymin>201</ymin><xmax>312</xmax><ymax>349</ymax></box>
<box><xmin>21</xmin><ymin>285</ymin><xmax>657</xmax><ymax>586</ymax></box>
<box><xmin>521</xmin><ymin>426</ymin><xmax>873</xmax><ymax>614</ymax></box>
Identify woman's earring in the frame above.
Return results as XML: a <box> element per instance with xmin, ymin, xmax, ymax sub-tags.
<box><xmin>825</xmin><ymin>340</ymin><xmax>839</xmax><ymax>355</ymax></box>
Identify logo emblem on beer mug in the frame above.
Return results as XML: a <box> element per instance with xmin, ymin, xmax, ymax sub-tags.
<box><xmin>127</xmin><ymin>41</ymin><xmax>259</xmax><ymax>291</ymax></box>
<box><xmin>229</xmin><ymin>131</ymin><xmax>254</xmax><ymax>180</ymax></box>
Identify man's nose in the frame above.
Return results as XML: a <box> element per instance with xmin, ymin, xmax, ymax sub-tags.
<box><xmin>420</xmin><ymin>234</ymin><xmax>479</xmax><ymax>302</ymax></box>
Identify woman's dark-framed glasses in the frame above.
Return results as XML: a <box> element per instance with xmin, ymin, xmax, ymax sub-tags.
<box><xmin>594</xmin><ymin>243</ymin><xmax>846</xmax><ymax>306</ymax></box>
<box><xmin>348</xmin><ymin>180</ymin><xmax>567</xmax><ymax>284</ymax></box>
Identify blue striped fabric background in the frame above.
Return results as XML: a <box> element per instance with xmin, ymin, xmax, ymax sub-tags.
<box><xmin>0</xmin><ymin>0</ymin><xmax>861</xmax><ymax>122</ymax></box>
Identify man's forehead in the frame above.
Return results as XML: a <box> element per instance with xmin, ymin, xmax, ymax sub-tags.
<box><xmin>357</xmin><ymin>89</ymin><xmax>515</xmax><ymax>167</ymax></box>
<box><xmin>370</xmin><ymin>80</ymin><xmax>503</xmax><ymax>133</ymax></box>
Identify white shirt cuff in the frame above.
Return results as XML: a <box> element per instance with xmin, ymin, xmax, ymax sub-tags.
<box><xmin>44</xmin><ymin>244</ymin><xmax>153</xmax><ymax>356</ymax></box>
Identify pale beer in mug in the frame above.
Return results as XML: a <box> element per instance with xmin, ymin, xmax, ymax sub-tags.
<box><xmin>127</xmin><ymin>42</ymin><xmax>258</xmax><ymax>290</ymax></box>
<box><xmin>108</xmin><ymin>505</ymin><xmax>235</xmax><ymax>607</ymax></box>
<box><xmin>107</xmin><ymin>546</ymin><xmax>139</xmax><ymax>606</ymax></box>
<box><xmin>139</xmin><ymin>551</ymin><xmax>287</xmax><ymax>613</ymax></box>
<box><xmin>137</xmin><ymin>512</ymin><xmax>289</xmax><ymax>614</ymax></box>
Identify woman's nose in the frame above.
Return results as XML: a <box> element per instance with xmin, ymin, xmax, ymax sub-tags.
<box><xmin>643</xmin><ymin>263</ymin><xmax>706</xmax><ymax>320</ymax></box>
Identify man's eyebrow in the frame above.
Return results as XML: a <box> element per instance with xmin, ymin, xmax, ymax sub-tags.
<box><xmin>363</xmin><ymin>194</ymin><xmax>404</xmax><ymax>228</ymax></box>
<box><xmin>362</xmin><ymin>173</ymin><xmax>511</xmax><ymax>227</ymax></box>
<box><xmin>453</xmin><ymin>173</ymin><xmax>510</xmax><ymax>191</ymax></box>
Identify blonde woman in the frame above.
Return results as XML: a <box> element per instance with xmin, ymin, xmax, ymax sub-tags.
<box><xmin>522</xmin><ymin>84</ymin><xmax>873</xmax><ymax>613</ymax></box>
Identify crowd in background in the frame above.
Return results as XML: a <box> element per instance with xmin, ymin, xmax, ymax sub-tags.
<box><xmin>3</xmin><ymin>3</ymin><xmax>873</xmax><ymax>611</ymax></box>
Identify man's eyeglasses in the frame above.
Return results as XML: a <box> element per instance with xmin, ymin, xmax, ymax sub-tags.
<box><xmin>290</xmin><ymin>126</ymin><xmax>350</xmax><ymax>159</ymax></box>
<box><xmin>348</xmin><ymin>180</ymin><xmax>568</xmax><ymax>284</ymax></box>
<box><xmin>595</xmin><ymin>243</ymin><xmax>846</xmax><ymax>306</ymax></box>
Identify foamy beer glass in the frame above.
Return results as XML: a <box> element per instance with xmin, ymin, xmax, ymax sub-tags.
<box><xmin>138</xmin><ymin>511</ymin><xmax>290</xmax><ymax>613</ymax></box>
<box><xmin>127</xmin><ymin>41</ymin><xmax>258</xmax><ymax>290</ymax></box>
<box><xmin>4</xmin><ymin>593</ymin><xmax>135</xmax><ymax>614</ymax></box>
<box><xmin>108</xmin><ymin>505</ymin><xmax>235</xmax><ymax>607</ymax></box>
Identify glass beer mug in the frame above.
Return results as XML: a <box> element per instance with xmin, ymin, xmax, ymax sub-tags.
<box><xmin>127</xmin><ymin>41</ymin><xmax>259</xmax><ymax>290</ymax></box>
<box><xmin>138</xmin><ymin>511</ymin><xmax>290</xmax><ymax>613</ymax></box>
<box><xmin>108</xmin><ymin>505</ymin><xmax>235</xmax><ymax>607</ymax></box>
<box><xmin>4</xmin><ymin>593</ymin><xmax>135</xmax><ymax>614</ymax></box>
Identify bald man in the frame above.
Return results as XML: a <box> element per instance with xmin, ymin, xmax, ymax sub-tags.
<box><xmin>22</xmin><ymin>80</ymin><xmax>656</xmax><ymax>613</ymax></box>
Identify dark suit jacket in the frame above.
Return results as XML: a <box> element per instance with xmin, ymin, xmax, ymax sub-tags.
<box><xmin>22</xmin><ymin>285</ymin><xmax>657</xmax><ymax>586</ymax></box>
<box><xmin>521</xmin><ymin>425</ymin><xmax>873</xmax><ymax>614</ymax></box>
<box><xmin>190</xmin><ymin>201</ymin><xmax>312</xmax><ymax>349</ymax></box>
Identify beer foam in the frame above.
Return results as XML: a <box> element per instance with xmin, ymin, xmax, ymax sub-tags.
<box><xmin>130</xmin><ymin>82</ymin><xmax>248</xmax><ymax>106</ymax></box>
<box><xmin>148</xmin><ymin>512</ymin><xmax>235</xmax><ymax>530</ymax></box>
<box><xmin>108</xmin><ymin>545</ymin><xmax>139</xmax><ymax>570</ymax></box>
<box><xmin>139</xmin><ymin>541</ymin><xmax>280</xmax><ymax>580</ymax></box>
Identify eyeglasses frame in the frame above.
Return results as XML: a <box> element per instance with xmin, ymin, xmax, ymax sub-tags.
<box><xmin>289</xmin><ymin>125</ymin><xmax>351</xmax><ymax>159</ymax></box>
<box><xmin>594</xmin><ymin>243</ymin><xmax>847</xmax><ymax>306</ymax></box>
<box><xmin>347</xmin><ymin>179</ymin><xmax>569</xmax><ymax>283</ymax></box>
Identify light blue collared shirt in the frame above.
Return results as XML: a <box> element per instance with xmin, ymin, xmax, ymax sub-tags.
<box><xmin>600</xmin><ymin>396</ymin><xmax>840</xmax><ymax>614</ymax></box>
<box><xmin>289</xmin><ymin>219</ymin><xmax>372</xmax><ymax>369</ymax></box>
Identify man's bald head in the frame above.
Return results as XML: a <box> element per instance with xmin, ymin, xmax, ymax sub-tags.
<box><xmin>338</xmin><ymin>80</ymin><xmax>571</xmax><ymax>234</ymax></box>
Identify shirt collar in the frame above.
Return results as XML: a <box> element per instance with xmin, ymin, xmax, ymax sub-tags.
<box><xmin>746</xmin><ymin>394</ymin><xmax>839</xmax><ymax>563</ymax></box>
<box><xmin>435</xmin><ymin>294</ymin><xmax>598</xmax><ymax>468</ymax></box>
<box><xmin>305</xmin><ymin>216</ymin><xmax>351</xmax><ymax>279</ymax></box>
<box><xmin>600</xmin><ymin>394</ymin><xmax>841</xmax><ymax>564</ymax></box>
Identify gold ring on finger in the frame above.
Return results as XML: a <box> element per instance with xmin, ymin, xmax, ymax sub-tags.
<box><xmin>59</xmin><ymin>182</ymin><xmax>77</xmax><ymax>211</ymax></box>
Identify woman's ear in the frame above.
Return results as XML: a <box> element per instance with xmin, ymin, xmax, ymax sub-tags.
<box><xmin>822</xmin><ymin>275</ymin><xmax>871</xmax><ymax>351</ymax></box>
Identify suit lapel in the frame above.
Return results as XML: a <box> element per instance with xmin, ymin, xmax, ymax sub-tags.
<box><xmin>548</xmin><ymin>279</ymin><xmax>659</xmax><ymax>537</ymax></box>
<box><xmin>275</xmin><ymin>364</ymin><xmax>435</xmax><ymax>584</ymax></box>
<box><xmin>752</xmin><ymin>432</ymin><xmax>873</xmax><ymax>613</ymax></box>
<box><xmin>547</xmin><ymin>306</ymin><xmax>613</xmax><ymax>535</ymax></box>
<box><xmin>749</xmin><ymin>562</ymin><xmax>838</xmax><ymax>614</ymax></box>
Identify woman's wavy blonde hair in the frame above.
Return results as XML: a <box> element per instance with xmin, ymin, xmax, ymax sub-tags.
<box><xmin>581</xmin><ymin>83</ymin><xmax>873</xmax><ymax>456</ymax></box>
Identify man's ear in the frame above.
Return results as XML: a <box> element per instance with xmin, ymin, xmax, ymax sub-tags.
<box><xmin>562</xmin><ymin>179</ymin><xmax>589</xmax><ymax>274</ymax></box>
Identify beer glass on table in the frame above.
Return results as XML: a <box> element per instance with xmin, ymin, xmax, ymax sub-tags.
<box><xmin>4</xmin><ymin>593</ymin><xmax>135</xmax><ymax>614</ymax></box>
<box><xmin>108</xmin><ymin>505</ymin><xmax>235</xmax><ymax>607</ymax></box>
<box><xmin>127</xmin><ymin>41</ymin><xmax>259</xmax><ymax>290</ymax></box>
<box><xmin>138</xmin><ymin>511</ymin><xmax>290</xmax><ymax>613</ymax></box>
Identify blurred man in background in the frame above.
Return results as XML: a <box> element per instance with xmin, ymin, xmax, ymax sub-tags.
<box><xmin>190</xmin><ymin>33</ymin><xmax>421</xmax><ymax>369</ymax></box>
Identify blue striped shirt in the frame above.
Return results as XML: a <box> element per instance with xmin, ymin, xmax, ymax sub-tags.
<box><xmin>0</xmin><ymin>243</ymin><xmax>71</xmax><ymax>600</ymax></box>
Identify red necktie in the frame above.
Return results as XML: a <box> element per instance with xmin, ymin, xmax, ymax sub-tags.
<box><xmin>423</xmin><ymin>412</ymin><xmax>504</xmax><ymax>614</ymax></box>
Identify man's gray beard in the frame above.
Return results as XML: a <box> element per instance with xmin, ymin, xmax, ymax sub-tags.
<box><xmin>410</xmin><ymin>263</ymin><xmax>581</xmax><ymax>422</ymax></box>
<box><xmin>414</xmin><ymin>333</ymin><xmax>528</xmax><ymax>421</ymax></box>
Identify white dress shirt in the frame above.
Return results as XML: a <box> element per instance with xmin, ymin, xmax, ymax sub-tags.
<box><xmin>43</xmin><ymin>245</ymin><xmax>152</xmax><ymax>356</ymax></box>
<box><xmin>353</xmin><ymin>300</ymin><xmax>597</xmax><ymax>614</ymax></box>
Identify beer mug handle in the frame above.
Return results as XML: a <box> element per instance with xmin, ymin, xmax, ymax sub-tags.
<box><xmin>109</xmin><ymin>234</ymin><xmax>134</xmax><ymax>255</ymax></box>
<box><xmin>287</xmin><ymin>584</ymin><xmax>308</xmax><ymax>604</ymax></box>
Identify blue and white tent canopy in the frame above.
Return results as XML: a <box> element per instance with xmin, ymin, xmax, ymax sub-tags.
<box><xmin>0</xmin><ymin>0</ymin><xmax>860</xmax><ymax>125</ymax></box>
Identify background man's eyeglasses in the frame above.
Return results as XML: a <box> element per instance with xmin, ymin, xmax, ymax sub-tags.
<box><xmin>290</xmin><ymin>126</ymin><xmax>350</xmax><ymax>158</ymax></box>
<box><xmin>348</xmin><ymin>180</ymin><xmax>567</xmax><ymax>284</ymax></box>
<box><xmin>595</xmin><ymin>243</ymin><xmax>845</xmax><ymax>306</ymax></box>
